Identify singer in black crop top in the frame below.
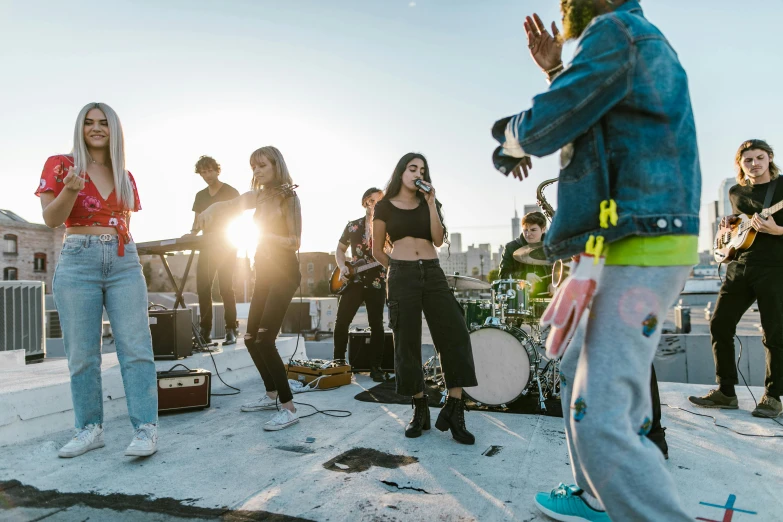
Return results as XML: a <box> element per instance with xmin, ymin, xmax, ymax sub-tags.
<box><xmin>372</xmin><ymin>198</ymin><xmax>442</xmax><ymax>243</ymax></box>
<box><xmin>371</xmin><ymin>152</ymin><xmax>477</xmax><ymax>445</ymax></box>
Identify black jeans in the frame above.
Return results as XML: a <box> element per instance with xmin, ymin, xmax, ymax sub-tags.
<box><xmin>245</xmin><ymin>254</ymin><xmax>301</xmax><ymax>404</ymax></box>
<box><xmin>710</xmin><ymin>262</ymin><xmax>783</xmax><ymax>397</ymax></box>
<box><xmin>386</xmin><ymin>259</ymin><xmax>477</xmax><ymax>397</ymax></box>
<box><xmin>333</xmin><ymin>283</ymin><xmax>386</xmax><ymax>366</ymax></box>
<box><xmin>196</xmin><ymin>246</ymin><xmax>238</xmax><ymax>331</ymax></box>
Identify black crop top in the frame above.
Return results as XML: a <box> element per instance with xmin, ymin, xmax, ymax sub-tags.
<box><xmin>373</xmin><ymin>198</ymin><xmax>442</xmax><ymax>243</ymax></box>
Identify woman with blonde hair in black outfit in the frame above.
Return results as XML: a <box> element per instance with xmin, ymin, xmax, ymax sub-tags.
<box><xmin>372</xmin><ymin>152</ymin><xmax>478</xmax><ymax>444</ymax></box>
<box><xmin>199</xmin><ymin>146</ymin><xmax>302</xmax><ymax>431</ymax></box>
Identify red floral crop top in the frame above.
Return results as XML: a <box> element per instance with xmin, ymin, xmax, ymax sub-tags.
<box><xmin>34</xmin><ymin>155</ymin><xmax>141</xmax><ymax>256</ymax></box>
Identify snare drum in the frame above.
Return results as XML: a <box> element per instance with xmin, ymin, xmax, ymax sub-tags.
<box><xmin>458</xmin><ymin>299</ymin><xmax>494</xmax><ymax>331</ymax></box>
<box><xmin>491</xmin><ymin>279</ymin><xmax>529</xmax><ymax>317</ymax></box>
<box><xmin>463</xmin><ymin>325</ymin><xmax>537</xmax><ymax>406</ymax></box>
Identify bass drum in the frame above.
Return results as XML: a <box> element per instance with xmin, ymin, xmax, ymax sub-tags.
<box><xmin>463</xmin><ymin>325</ymin><xmax>537</xmax><ymax>407</ymax></box>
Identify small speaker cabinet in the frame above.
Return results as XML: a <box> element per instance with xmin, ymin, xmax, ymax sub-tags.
<box><xmin>149</xmin><ymin>308</ymin><xmax>193</xmax><ymax>360</ymax></box>
<box><xmin>347</xmin><ymin>328</ymin><xmax>395</xmax><ymax>372</ymax></box>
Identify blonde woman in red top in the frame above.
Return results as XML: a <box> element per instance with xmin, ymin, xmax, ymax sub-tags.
<box><xmin>36</xmin><ymin>102</ymin><xmax>158</xmax><ymax>458</ymax></box>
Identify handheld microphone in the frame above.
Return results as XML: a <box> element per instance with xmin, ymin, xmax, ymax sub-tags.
<box><xmin>414</xmin><ymin>179</ymin><xmax>431</xmax><ymax>193</ymax></box>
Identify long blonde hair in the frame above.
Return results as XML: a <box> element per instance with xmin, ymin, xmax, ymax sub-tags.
<box><xmin>72</xmin><ymin>102</ymin><xmax>136</xmax><ymax>210</ymax></box>
<box><xmin>735</xmin><ymin>139</ymin><xmax>780</xmax><ymax>187</ymax></box>
<box><xmin>249</xmin><ymin>146</ymin><xmax>294</xmax><ymax>191</ymax></box>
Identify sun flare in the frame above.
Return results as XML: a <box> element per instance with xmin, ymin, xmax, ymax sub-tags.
<box><xmin>226</xmin><ymin>211</ymin><xmax>259</xmax><ymax>257</ymax></box>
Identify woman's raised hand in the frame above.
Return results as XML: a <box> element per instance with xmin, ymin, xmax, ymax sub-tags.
<box><xmin>63</xmin><ymin>166</ymin><xmax>86</xmax><ymax>193</ymax></box>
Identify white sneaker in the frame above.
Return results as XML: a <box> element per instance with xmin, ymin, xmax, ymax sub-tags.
<box><xmin>241</xmin><ymin>395</ymin><xmax>279</xmax><ymax>412</ymax></box>
<box><xmin>124</xmin><ymin>423</ymin><xmax>158</xmax><ymax>457</ymax></box>
<box><xmin>263</xmin><ymin>409</ymin><xmax>299</xmax><ymax>431</ymax></box>
<box><xmin>58</xmin><ymin>424</ymin><xmax>105</xmax><ymax>458</ymax></box>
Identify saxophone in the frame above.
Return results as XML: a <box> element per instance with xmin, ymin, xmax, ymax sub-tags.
<box><xmin>536</xmin><ymin>177</ymin><xmax>569</xmax><ymax>287</ymax></box>
<box><xmin>536</xmin><ymin>177</ymin><xmax>558</xmax><ymax>221</ymax></box>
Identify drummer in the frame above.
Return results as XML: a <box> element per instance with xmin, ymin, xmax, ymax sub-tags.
<box><xmin>499</xmin><ymin>211</ymin><xmax>553</xmax><ymax>296</ymax></box>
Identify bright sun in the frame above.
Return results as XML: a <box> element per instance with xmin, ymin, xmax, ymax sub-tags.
<box><xmin>226</xmin><ymin>211</ymin><xmax>259</xmax><ymax>257</ymax></box>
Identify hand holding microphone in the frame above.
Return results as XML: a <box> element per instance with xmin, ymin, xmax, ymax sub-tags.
<box><xmin>415</xmin><ymin>179</ymin><xmax>436</xmax><ymax>205</ymax></box>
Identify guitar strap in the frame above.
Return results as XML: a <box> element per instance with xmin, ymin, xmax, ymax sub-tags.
<box><xmin>762</xmin><ymin>178</ymin><xmax>778</xmax><ymax>214</ymax></box>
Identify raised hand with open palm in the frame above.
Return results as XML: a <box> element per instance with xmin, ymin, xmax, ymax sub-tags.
<box><xmin>524</xmin><ymin>13</ymin><xmax>563</xmax><ymax>73</ymax></box>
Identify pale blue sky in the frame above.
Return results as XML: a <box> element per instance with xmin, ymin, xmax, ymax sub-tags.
<box><xmin>2</xmin><ymin>0</ymin><xmax>781</xmax><ymax>254</ymax></box>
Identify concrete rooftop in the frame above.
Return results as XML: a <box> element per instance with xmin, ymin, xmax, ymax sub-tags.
<box><xmin>1</xmin><ymin>370</ymin><xmax>782</xmax><ymax>521</ymax></box>
<box><xmin>2</xmin><ymin>301</ymin><xmax>782</xmax><ymax>520</ymax></box>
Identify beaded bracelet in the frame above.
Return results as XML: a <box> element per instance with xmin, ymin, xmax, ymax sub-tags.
<box><xmin>545</xmin><ymin>62</ymin><xmax>564</xmax><ymax>75</ymax></box>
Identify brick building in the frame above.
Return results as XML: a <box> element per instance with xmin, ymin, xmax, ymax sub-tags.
<box><xmin>140</xmin><ymin>253</ymin><xmax>254</xmax><ymax>303</ymax></box>
<box><xmin>1</xmin><ymin>209</ymin><xmax>65</xmax><ymax>292</ymax></box>
<box><xmin>298</xmin><ymin>252</ymin><xmax>335</xmax><ymax>296</ymax></box>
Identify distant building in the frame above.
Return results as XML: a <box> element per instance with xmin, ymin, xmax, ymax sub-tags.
<box><xmin>140</xmin><ymin>253</ymin><xmax>254</xmax><ymax>303</ymax></box>
<box><xmin>466</xmin><ymin>243</ymin><xmax>493</xmax><ymax>280</ymax></box>
<box><xmin>523</xmin><ymin>204</ymin><xmax>540</xmax><ymax>217</ymax></box>
<box><xmin>511</xmin><ymin>210</ymin><xmax>520</xmax><ymax>240</ymax></box>
<box><xmin>0</xmin><ymin>209</ymin><xmax>65</xmax><ymax>292</ymax></box>
<box><xmin>706</xmin><ymin>200</ymin><xmax>719</xmax><ymax>251</ymax></box>
<box><xmin>298</xmin><ymin>252</ymin><xmax>335</xmax><ymax>296</ymax></box>
<box><xmin>698</xmin><ymin>250</ymin><xmax>715</xmax><ymax>267</ymax></box>
<box><xmin>439</xmin><ymin>250</ymin><xmax>467</xmax><ymax>276</ymax></box>
<box><xmin>718</xmin><ymin>177</ymin><xmax>734</xmax><ymax>217</ymax></box>
<box><xmin>450</xmin><ymin>232</ymin><xmax>462</xmax><ymax>253</ymax></box>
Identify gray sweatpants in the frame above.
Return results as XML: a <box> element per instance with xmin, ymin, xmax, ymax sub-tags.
<box><xmin>559</xmin><ymin>265</ymin><xmax>691</xmax><ymax>522</ymax></box>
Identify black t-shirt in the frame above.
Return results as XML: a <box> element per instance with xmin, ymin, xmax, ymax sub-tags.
<box><xmin>373</xmin><ymin>198</ymin><xmax>441</xmax><ymax>244</ymax></box>
<box><xmin>730</xmin><ymin>180</ymin><xmax>783</xmax><ymax>266</ymax></box>
<box><xmin>192</xmin><ymin>183</ymin><xmax>240</xmax><ymax>233</ymax></box>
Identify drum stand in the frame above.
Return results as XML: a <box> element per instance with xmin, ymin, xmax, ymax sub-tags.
<box><xmin>422</xmin><ymin>355</ymin><xmax>448</xmax><ymax>405</ymax></box>
<box><xmin>533</xmin><ymin>370</ymin><xmax>547</xmax><ymax>412</ymax></box>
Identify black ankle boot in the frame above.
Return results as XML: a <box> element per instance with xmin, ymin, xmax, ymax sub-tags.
<box><xmin>370</xmin><ymin>366</ymin><xmax>386</xmax><ymax>383</ymax></box>
<box><xmin>199</xmin><ymin>327</ymin><xmax>212</xmax><ymax>344</ymax></box>
<box><xmin>224</xmin><ymin>328</ymin><xmax>237</xmax><ymax>345</ymax></box>
<box><xmin>646</xmin><ymin>426</ymin><xmax>669</xmax><ymax>460</ymax></box>
<box><xmin>405</xmin><ymin>395</ymin><xmax>431</xmax><ymax>438</ymax></box>
<box><xmin>435</xmin><ymin>396</ymin><xmax>475</xmax><ymax>445</ymax></box>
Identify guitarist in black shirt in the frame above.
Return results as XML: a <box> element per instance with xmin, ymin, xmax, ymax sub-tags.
<box><xmin>333</xmin><ymin>188</ymin><xmax>387</xmax><ymax>382</ymax></box>
<box><xmin>690</xmin><ymin>139</ymin><xmax>783</xmax><ymax>418</ymax></box>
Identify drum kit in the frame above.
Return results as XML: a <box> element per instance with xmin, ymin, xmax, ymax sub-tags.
<box><xmin>427</xmin><ymin>268</ymin><xmax>561</xmax><ymax>412</ymax></box>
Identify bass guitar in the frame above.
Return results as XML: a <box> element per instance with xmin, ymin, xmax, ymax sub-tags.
<box><xmin>713</xmin><ymin>199</ymin><xmax>783</xmax><ymax>263</ymax></box>
<box><xmin>329</xmin><ymin>259</ymin><xmax>383</xmax><ymax>295</ymax></box>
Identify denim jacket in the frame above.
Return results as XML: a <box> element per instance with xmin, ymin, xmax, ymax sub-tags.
<box><xmin>492</xmin><ymin>1</ymin><xmax>701</xmax><ymax>261</ymax></box>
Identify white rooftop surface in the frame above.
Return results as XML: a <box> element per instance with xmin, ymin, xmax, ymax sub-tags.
<box><xmin>1</xmin><ymin>367</ymin><xmax>781</xmax><ymax>521</ymax></box>
<box><xmin>2</xmin><ymin>303</ymin><xmax>781</xmax><ymax>520</ymax></box>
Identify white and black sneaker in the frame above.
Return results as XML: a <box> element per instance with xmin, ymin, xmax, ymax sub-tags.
<box><xmin>241</xmin><ymin>395</ymin><xmax>279</xmax><ymax>412</ymax></box>
<box><xmin>58</xmin><ymin>424</ymin><xmax>105</xmax><ymax>458</ymax></box>
<box><xmin>263</xmin><ymin>409</ymin><xmax>299</xmax><ymax>431</ymax></box>
<box><xmin>124</xmin><ymin>423</ymin><xmax>158</xmax><ymax>457</ymax></box>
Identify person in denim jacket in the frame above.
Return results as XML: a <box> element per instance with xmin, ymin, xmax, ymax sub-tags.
<box><xmin>491</xmin><ymin>2</ymin><xmax>700</xmax><ymax>521</ymax></box>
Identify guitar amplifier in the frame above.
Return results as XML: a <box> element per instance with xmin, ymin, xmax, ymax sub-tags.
<box><xmin>348</xmin><ymin>328</ymin><xmax>395</xmax><ymax>372</ymax></box>
<box><xmin>157</xmin><ymin>368</ymin><xmax>211</xmax><ymax>412</ymax></box>
<box><xmin>149</xmin><ymin>309</ymin><xmax>193</xmax><ymax>360</ymax></box>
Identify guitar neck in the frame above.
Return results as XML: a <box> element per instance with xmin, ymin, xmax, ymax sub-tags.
<box><xmin>763</xmin><ymin>199</ymin><xmax>783</xmax><ymax>218</ymax></box>
<box><xmin>354</xmin><ymin>261</ymin><xmax>382</xmax><ymax>274</ymax></box>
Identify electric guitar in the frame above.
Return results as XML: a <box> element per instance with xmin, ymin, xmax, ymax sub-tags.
<box><xmin>329</xmin><ymin>259</ymin><xmax>383</xmax><ymax>295</ymax></box>
<box><xmin>713</xmin><ymin>199</ymin><xmax>783</xmax><ymax>263</ymax></box>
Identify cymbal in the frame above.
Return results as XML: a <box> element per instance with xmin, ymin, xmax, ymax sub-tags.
<box><xmin>512</xmin><ymin>244</ymin><xmax>550</xmax><ymax>265</ymax></box>
<box><xmin>445</xmin><ymin>274</ymin><xmax>491</xmax><ymax>291</ymax></box>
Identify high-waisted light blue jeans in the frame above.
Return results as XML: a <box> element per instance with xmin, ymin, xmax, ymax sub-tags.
<box><xmin>53</xmin><ymin>234</ymin><xmax>158</xmax><ymax>430</ymax></box>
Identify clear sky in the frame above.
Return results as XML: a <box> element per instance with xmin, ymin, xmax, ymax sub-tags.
<box><xmin>2</xmin><ymin>0</ymin><xmax>781</xmax><ymax>255</ymax></box>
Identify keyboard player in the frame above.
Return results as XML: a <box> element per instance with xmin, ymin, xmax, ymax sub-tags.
<box><xmin>183</xmin><ymin>155</ymin><xmax>240</xmax><ymax>344</ymax></box>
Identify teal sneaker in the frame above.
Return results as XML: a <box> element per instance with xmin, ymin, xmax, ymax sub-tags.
<box><xmin>534</xmin><ymin>483</ymin><xmax>610</xmax><ymax>522</ymax></box>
